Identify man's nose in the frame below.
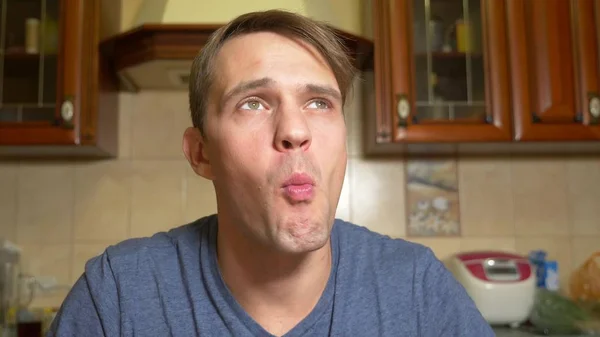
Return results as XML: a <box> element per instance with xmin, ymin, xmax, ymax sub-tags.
<box><xmin>273</xmin><ymin>105</ymin><xmax>312</xmax><ymax>152</ymax></box>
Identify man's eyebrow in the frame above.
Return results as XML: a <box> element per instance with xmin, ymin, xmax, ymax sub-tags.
<box><xmin>220</xmin><ymin>77</ymin><xmax>343</xmax><ymax>107</ymax></box>
<box><xmin>301</xmin><ymin>84</ymin><xmax>342</xmax><ymax>102</ymax></box>
<box><xmin>221</xmin><ymin>77</ymin><xmax>275</xmax><ymax>106</ymax></box>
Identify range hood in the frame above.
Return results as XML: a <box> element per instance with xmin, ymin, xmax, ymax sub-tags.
<box><xmin>99</xmin><ymin>0</ymin><xmax>374</xmax><ymax>91</ymax></box>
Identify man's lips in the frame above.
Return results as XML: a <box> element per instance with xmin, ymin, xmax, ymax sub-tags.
<box><xmin>281</xmin><ymin>173</ymin><xmax>315</xmax><ymax>202</ymax></box>
<box><xmin>282</xmin><ymin>173</ymin><xmax>315</xmax><ymax>187</ymax></box>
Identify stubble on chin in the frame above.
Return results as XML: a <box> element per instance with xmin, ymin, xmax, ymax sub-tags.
<box><xmin>274</xmin><ymin>214</ymin><xmax>332</xmax><ymax>253</ymax></box>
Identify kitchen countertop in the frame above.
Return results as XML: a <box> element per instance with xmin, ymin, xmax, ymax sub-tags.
<box><xmin>493</xmin><ymin>327</ymin><xmax>592</xmax><ymax>337</ymax></box>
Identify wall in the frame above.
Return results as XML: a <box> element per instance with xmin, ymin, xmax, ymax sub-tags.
<box><xmin>0</xmin><ymin>74</ymin><xmax>598</xmax><ymax>308</ymax></box>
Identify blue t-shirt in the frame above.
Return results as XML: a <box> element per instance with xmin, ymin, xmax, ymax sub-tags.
<box><xmin>48</xmin><ymin>216</ymin><xmax>494</xmax><ymax>336</ymax></box>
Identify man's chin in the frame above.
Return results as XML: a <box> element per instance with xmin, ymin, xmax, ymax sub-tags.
<box><xmin>275</xmin><ymin>223</ymin><xmax>331</xmax><ymax>254</ymax></box>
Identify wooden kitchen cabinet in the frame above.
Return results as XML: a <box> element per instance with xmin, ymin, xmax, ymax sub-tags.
<box><xmin>367</xmin><ymin>0</ymin><xmax>600</xmax><ymax>155</ymax></box>
<box><xmin>0</xmin><ymin>0</ymin><xmax>118</xmax><ymax>158</ymax></box>
<box><xmin>369</xmin><ymin>0</ymin><xmax>512</xmax><ymax>151</ymax></box>
<box><xmin>507</xmin><ymin>0</ymin><xmax>600</xmax><ymax>141</ymax></box>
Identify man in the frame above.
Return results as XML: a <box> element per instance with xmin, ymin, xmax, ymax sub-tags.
<box><xmin>48</xmin><ymin>10</ymin><xmax>494</xmax><ymax>337</ymax></box>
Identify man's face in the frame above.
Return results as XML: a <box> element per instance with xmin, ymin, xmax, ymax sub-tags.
<box><xmin>201</xmin><ymin>31</ymin><xmax>347</xmax><ymax>253</ymax></box>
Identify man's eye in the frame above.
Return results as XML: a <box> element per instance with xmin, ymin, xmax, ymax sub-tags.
<box><xmin>240</xmin><ymin>100</ymin><xmax>265</xmax><ymax>110</ymax></box>
<box><xmin>307</xmin><ymin>100</ymin><xmax>330</xmax><ymax>110</ymax></box>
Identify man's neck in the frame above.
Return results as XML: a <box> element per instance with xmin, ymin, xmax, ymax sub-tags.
<box><xmin>216</xmin><ymin>222</ymin><xmax>332</xmax><ymax>336</ymax></box>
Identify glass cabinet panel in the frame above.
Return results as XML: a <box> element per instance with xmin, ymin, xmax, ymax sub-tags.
<box><xmin>0</xmin><ymin>0</ymin><xmax>59</xmax><ymax>124</ymax></box>
<box><xmin>412</xmin><ymin>0</ymin><xmax>486</xmax><ymax>122</ymax></box>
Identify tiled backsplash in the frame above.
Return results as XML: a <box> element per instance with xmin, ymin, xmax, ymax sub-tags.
<box><xmin>0</xmin><ymin>78</ymin><xmax>599</xmax><ymax>308</ymax></box>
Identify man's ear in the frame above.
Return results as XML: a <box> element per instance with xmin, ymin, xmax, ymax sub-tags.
<box><xmin>183</xmin><ymin>127</ymin><xmax>215</xmax><ymax>180</ymax></box>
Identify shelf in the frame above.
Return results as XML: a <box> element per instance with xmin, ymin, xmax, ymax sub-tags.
<box><xmin>2</xmin><ymin>49</ymin><xmax>57</xmax><ymax>59</ymax></box>
<box><xmin>414</xmin><ymin>103</ymin><xmax>487</xmax><ymax>122</ymax></box>
<box><xmin>0</xmin><ymin>105</ymin><xmax>55</xmax><ymax>123</ymax></box>
<box><xmin>416</xmin><ymin>51</ymin><xmax>483</xmax><ymax>58</ymax></box>
<box><xmin>2</xmin><ymin>51</ymin><xmax>57</xmax><ymax>78</ymax></box>
<box><xmin>415</xmin><ymin>52</ymin><xmax>484</xmax><ymax>78</ymax></box>
<box><xmin>415</xmin><ymin>101</ymin><xmax>486</xmax><ymax>106</ymax></box>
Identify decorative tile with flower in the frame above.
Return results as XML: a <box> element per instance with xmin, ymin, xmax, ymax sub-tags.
<box><xmin>406</xmin><ymin>158</ymin><xmax>461</xmax><ymax>237</ymax></box>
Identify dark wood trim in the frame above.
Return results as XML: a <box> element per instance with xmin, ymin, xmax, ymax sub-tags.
<box><xmin>389</xmin><ymin>0</ymin><xmax>411</xmax><ymax>140</ymax></box>
<box><xmin>365</xmin><ymin>0</ymin><xmax>387</xmax><ymax>156</ymax></box>
<box><xmin>575</xmin><ymin>0</ymin><xmax>599</xmax><ymax>125</ymax></box>
<box><xmin>373</xmin><ymin>0</ymin><xmax>393</xmax><ymax>143</ymax></box>
<box><xmin>485</xmin><ymin>0</ymin><xmax>512</xmax><ymax>136</ymax></box>
<box><xmin>100</xmin><ymin>23</ymin><xmax>374</xmax><ymax>75</ymax></box>
<box><xmin>0</xmin><ymin>126</ymin><xmax>76</xmax><ymax>145</ymax></box>
<box><xmin>597</xmin><ymin>0</ymin><xmax>600</xmax><ymax>82</ymax></box>
<box><xmin>100</xmin><ymin>24</ymin><xmax>221</xmax><ymax>71</ymax></box>
<box><xmin>507</xmin><ymin>0</ymin><xmax>529</xmax><ymax>140</ymax></box>
<box><xmin>79</xmin><ymin>0</ymin><xmax>99</xmax><ymax>145</ymax></box>
<box><xmin>60</xmin><ymin>0</ymin><xmax>83</xmax><ymax>142</ymax></box>
<box><xmin>334</xmin><ymin>30</ymin><xmax>374</xmax><ymax>71</ymax></box>
<box><xmin>55</xmin><ymin>0</ymin><xmax>65</xmax><ymax>122</ymax></box>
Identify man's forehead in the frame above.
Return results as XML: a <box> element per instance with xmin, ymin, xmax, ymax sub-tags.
<box><xmin>211</xmin><ymin>32</ymin><xmax>338</xmax><ymax>94</ymax></box>
<box><xmin>215</xmin><ymin>31</ymin><xmax>329</xmax><ymax>70</ymax></box>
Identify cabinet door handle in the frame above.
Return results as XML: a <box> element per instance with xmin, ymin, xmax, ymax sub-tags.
<box><xmin>397</xmin><ymin>95</ymin><xmax>410</xmax><ymax>125</ymax></box>
<box><xmin>61</xmin><ymin>100</ymin><xmax>74</xmax><ymax>123</ymax></box>
<box><xmin>589</xmin><ymin>95</ymin><xmax>600</xmax><ymax>119</ymax></box>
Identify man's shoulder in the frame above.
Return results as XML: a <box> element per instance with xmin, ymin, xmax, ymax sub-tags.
<box><xmin>333</xmin><ymin>219</ymin><xmax>436</xmax><ymax>269</ymax></box>
<box><xmin>86</xmin><ymin>215</ymin><xmax>215</xmax><ymax>273</ymax></box>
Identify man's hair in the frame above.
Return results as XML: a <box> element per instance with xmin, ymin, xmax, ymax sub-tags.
<box><xmin>188</xmin><ymin>9</ymin><xmax>357</xmax><ymax>135</ymax></box>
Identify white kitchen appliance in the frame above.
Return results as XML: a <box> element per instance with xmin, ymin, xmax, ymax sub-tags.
<box><xmin>445</xmin><ymin>251</ymin><xmax>536</xmax><ymax>327</ymax></box>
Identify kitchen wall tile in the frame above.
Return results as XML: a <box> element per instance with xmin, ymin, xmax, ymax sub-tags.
<box><xmin>130</xmin><ymin>160</ymin><xmax>186</xmax><ymax>238</ymax></box>
<box><xmin>351</xmin><ymin>158</ymin><xmax>405</xmax><ymax>237</ymax></box>
<box><xmin>20</xmin><ymin>244</ymin><xmax>72</xmax><ymax>308</ymax></box>
<box><xmin>17</xmin><ymin>163</ymin><xmax>74</xmax><ymax>244</ymax></box>
<box><xmin>515</xmin><ymin>237</ymin><xmax>572</xmax><ymax>291</ymax></box>
<box><xmin>566</xmin><ymin>157</ymin><xmax>600</xmax><ymax>235</ymax></box>
<box><xmin>184</xmin><ymin>166</ymin><xmax>218</xmax><ymax>223</ymax></box>
<box><xmin>568</xmin><ymin>237</ymin><xmax>600</xmax><ymax>298</ymax></box>
<box><xmin>511</xmin><ymin>158</ymin><xmax>569</xmax><ymax>236</ymax></box>
<box><xmin>335</xmin><ymin>162</ymin><xmax>351</xmax><ymax>221</ymax></box>
<box><xmin>74</xmin><ymin>161</ymin><xmax>131</xmax><ymax>242</ymax></box>
<box><xmin>0</xmin><ymin>162</ymin><xmax>18</xmax><ymax>241</ymax></box>
<box><xmin>570</xmin><ymin>237</ymin><xmax>600</xmax><ymax>273</ymax></box>
<box><xmin>459</xmin><ymin>158</ymin><xmax>515</xmax><ymax>236</ymax></box>
<box><xmin>117</xmin><ymin>93</ymin><xmax>134</xmax><ymax>159</ymax></box>
<box><xmin>131</xmin><ymin>91</ymin><xmax>191</xmax><ymax>159</ymax></box>
<box><xmin>71</xmin><ymin>243</ymin><xmax>112</xmax><ymax>284</ymax></box>
<box><xmin>460</xmin><ymin>237</ymin><xmax>516</xmax><ymax>252</ymax></box>
<box><xmin>406</xmin><ymin>238</ymin><xmax>462</xmax><ymax>261</ymax></box>
<box><xmin>30</xmin><ymin>291</ymin><xmax>69</xmax><ymax>309</ymax></box>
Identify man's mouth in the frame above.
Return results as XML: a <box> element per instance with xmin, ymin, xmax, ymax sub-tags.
<box><xmin>281</xmin><ymin>173</ymin><xmax>315</xmax><ymax>202</ymax></box>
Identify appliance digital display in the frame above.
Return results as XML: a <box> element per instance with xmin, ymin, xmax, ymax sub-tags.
<box><xmin>487</xmin><ymin>267</ymin><xmax>517</xmax><ymax>275</ymax></box>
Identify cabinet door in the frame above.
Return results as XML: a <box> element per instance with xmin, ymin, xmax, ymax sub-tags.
<box><xmin>508</xmin><ymin>0</ymin><xmax>600</xmax><ymax>141</ymax></box>
<box><xmin>373</xmin><ymin>0</ymin><xmax>511</xmax><ymax>143</ymax></box>
<box><xmin>0</xmin><ymin>0</ymin><xmax>82</xmax><ymax>145</ymax></box>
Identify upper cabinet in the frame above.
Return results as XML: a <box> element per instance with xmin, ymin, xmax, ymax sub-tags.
<box><xmin>507</xmin><ymin>0</ymin><xmax>600</xmax><ymax>141</ymax></box>
<box><xmin>0</xmin><ymin>0</ymin><xmax>371</xmax><ymax>158</ymax></box>
<box><xmin>373</xmin><ymin>0</ymin><xmax>511</xmax><ymax>144</ymax></box>
<box><xmin>0</xmin><ymin>0</ymin><xmax>118</xmax><ymax>158</ymax></box>
<box><xmin>369</xmin><ymin>0</ymin><xmax>600</xmax><ymax>154</ymax></box>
